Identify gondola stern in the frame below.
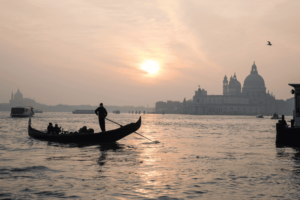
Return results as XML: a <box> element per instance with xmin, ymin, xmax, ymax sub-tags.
<box><xmin>28</xmin><ymin>117</ymin><xmax>31</xmax><ymax>128</ymax></box>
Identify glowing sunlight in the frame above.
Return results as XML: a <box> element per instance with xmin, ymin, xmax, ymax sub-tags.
<box><xmin>141</xmin><ymin>60</ymin><xmax>160</xmax><ymax>75</ymax></box>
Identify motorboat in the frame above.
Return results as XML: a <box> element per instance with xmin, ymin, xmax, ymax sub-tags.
<box><xmin>33</xmin><ymin>109</ymin><xmax>43</xmax><ymax>113</ymax></box>
<box><xmin>256</xmin><ymin>114</ymin><xmax>264</xmax><ymax>118</ymax></box>
<box><xmin>72</xmin><ymin>110</ymin><xmax>95</xmax><ymax>114</ymax></box>
<box><xmin>10</xmin><ymin>107</ymin><xmax>34</xmax><ymax>117</ymax></box>
<box><xmin>271</xmin><ymin>113</ymin><xmax>280</xmax><ymax>119</ymax></box>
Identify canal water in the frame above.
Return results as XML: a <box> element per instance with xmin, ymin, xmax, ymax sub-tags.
<box><xmin>0</xmin><ymin>112</ymin><xmax>299</xmax><ymax>199</ymax></box>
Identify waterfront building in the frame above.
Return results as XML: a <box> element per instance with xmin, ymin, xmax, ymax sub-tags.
<box><xmin>155</xmin><ymin>100</ymin><xmax>182</xmax><ymax>114</ymax></box>
<box><xmin>156</xmin><ymin>62</ymin><xmax>294</xmax><ymax>115</ymax></box>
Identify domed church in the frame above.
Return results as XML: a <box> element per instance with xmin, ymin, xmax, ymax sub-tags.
<box><xmin>189</xmin><ymin>62</ymin><xmax>291</xmax><ymax>115</ymax></box>
<box><xmin>9</xmin><ymin>89</ymin><xmax>37</xmax><ymax>107</ymax></box>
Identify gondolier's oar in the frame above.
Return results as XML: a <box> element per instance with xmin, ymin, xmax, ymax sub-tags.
<box><xmin>105</xmin><ymin>118</ymin><xmax>159</xmax><ymax>143</ymax></box>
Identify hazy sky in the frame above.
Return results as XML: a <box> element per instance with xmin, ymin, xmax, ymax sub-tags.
<box><xmin>1</xmin><ymin>0</ymin><xmax>299</xmax><ymax>107</ymax></box>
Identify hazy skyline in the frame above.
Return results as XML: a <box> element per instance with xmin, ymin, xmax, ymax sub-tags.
<box><xmin>1</xmin><ymin>0</ymin><xmax>299</xmax><ymax>107</ymax></box>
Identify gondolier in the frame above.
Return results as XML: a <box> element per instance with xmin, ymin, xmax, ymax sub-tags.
<box><xmin>95</xmin><ymin>103</ymin><xmax>108</xmax><ymax>132</ymax></box>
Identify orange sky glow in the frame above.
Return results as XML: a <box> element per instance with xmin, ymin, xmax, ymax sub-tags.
<box><xmin>0</xmin><ymin>0</ymin><xmax>300</xmax><ymax>106</ymax></box>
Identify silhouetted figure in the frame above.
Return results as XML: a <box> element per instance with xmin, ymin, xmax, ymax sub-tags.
<box><xmin>95</xmin><ymin>103</ymin><xmax>108</xmax><ymax>132</ymax></box>
<box><xmin>47</xmin><ymin>123</ymin><xmax>54</xmax><ymax>134</ymax></box>
<box><xmin>79</xmin><ymin>126</ymin><xmax>87</xmax><ymax>134</ymax></box>
<box><xmin>267</xmin><ymin>41</ymin><xmax>272</xmax><ymax>46</ymax></box>
<box><xmin>281</xmin><ymin>115</ymin><xmax>287</xmax><ymax>126</ymax></box>
<box><xmin>54</xmin><ymin>124</ymin><xmax>61</xmax><ymax>134</ymax></box>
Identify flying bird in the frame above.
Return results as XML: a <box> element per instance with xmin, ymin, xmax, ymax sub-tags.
<box><xmin>267</xmin><ymin>41</ymin><xmax>272</xmax><ymax>46</ymax></box>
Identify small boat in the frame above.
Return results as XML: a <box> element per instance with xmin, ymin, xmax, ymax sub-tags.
<box><xmin>256</xmin><ymin>114</ymin><xmax>264</xmax><ymax>118</ymax></box>
<box><xmin>28</xmin><ymin>117</ymin><xmax>141</xmax><ymax>143</ymax></box>
<box><xmin>271</xmin><ymin>113</ymin><xmax>280</xmax><ymax>119</ymax></box>
<box><xmin>113</xmin><ymin>110</ymin><xmax>120</xmax><ymax>114</ymax></box>
<box><xmin>33</xmin><ymin>109</ymin><xmax>43</xmax><ymax>113</ymax></box>
<box><xmin>11</xmin><ymin>107</ymin><xmax>34</xmax><ymax>117</ymax></box>
<box><xmin>72</xmin><ymin>110</ymin><xmax>95</xmax><ymax>114</ymax></box>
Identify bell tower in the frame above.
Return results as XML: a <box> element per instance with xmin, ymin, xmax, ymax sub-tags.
<box><xmin>223</xmin><ymin>75</ymin><xmax>228</xmax><ymax>95</ymax></box>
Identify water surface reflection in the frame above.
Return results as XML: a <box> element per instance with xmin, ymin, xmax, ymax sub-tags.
<box><xmin>1</xmin><ymin>113</ymin><xmax>300</xmax><ymax>199</ymax></box>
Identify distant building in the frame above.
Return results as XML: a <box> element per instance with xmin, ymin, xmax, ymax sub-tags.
<box><xmin>156</xmin><ymin>62</ymin><xmax>294</xmax><ymax>115</ymax></box>
<box><xmin>9</xmin><ymin>89</ymin><xmax>37</xmax><ymax>107</ymax></box>
<box><xmin>155</xmin><ymin>100</ymin><xmax>182</xmax><ymax>114</ymax></box>
<box><xmin>0</xmin><ymin>89</ymin><xmax>155</xmax><ymax>112</ymax></box>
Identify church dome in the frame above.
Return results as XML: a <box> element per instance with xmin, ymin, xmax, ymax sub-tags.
<box><xmin>14</xmin><ymin>89</ymin><xmax>23</xmax><ymax>99</ymax></box>
<box><xmin>243</xmin><ymin>62</ymin><xmax>265</xmax><ymax>88</ymax></box>
<box><xmin>227</xmin><ymin>73</ymin><xmax>241</xmax><ymax>95</ymax></box>
<box><xmin>229</xmin><ymin>74</ymin><xmax>241</xmax><ymax>89</ymax></box>
<box><xmin>229</xmin><ymin>78</ymin><xmax>241</xmax><ymax>88</ymax></box>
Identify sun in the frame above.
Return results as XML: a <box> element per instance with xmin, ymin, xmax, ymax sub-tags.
<box><xmin>141</xmin><ymin>60</ymin><xmax>160</xmax><ymax>74</ymax></box>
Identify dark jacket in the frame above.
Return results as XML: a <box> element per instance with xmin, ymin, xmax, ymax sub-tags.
<box><xmin>47</xmin><ymin>124</ymin><xmax>54</xmax><ymax>134</ymax></box>
<box><xmin>95</xmin><ymin>107</ymin><xmax>108</xmax><ymax>118</ymax></box>
<box><xmin>54</xmin><ymin>126</ymin><xmax>61</xmax><ymax>134</ymax></box>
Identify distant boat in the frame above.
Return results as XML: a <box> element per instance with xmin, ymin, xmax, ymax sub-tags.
<box><xmin>10</xmin><ymin>107</ymin><xmax>34</xmax><ymax>117</ymax></box>
<box><xmin>271</xmin><ymin>113</ymin><xmax>280</xmax><ymax>119</ymax></box>
<box><xmin>33</xmin><ymin>109</ymin><xmax>43</xmax><ymax>113</ymax></box>
<box><xmin>72</xmin><ymin>110</ymin><xmax>95</xmax><ymax>114</ymax></box>
<box><xmin>113</xmin><ymin>110</ymin><xmax>120</xmax><ymax>114</ymax></box>
<box><xmin>256</xmin><ymin>114</ymin><xmax>264</xmax><ymax>118</ymax></box>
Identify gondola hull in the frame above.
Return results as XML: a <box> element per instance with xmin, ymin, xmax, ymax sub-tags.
<box><xmin>28</xmin><ymin>117</ymin><xmax>141</xmax><ymax>143</ymax></box>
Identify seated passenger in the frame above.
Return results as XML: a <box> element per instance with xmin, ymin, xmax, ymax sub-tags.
<box><xmin>47</xmin><ymin>123</ymin><xmax>54</xmax><ymax>134</ymax></box>
<box><xmin>54</xmin><ymin>124</ymin><xmax>61</xmax><ymax>134</ymax></box>
<box><xmin>79</xmin><ymin>126</ymin><xmax>87</xmax><ymax>134</ymax></box>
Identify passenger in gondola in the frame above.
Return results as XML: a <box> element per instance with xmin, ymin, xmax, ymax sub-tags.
<box><xmin>95</xmin><ymin>103</ymin><xmax>108</xmax><ymax>132</ymax></box>
<box><xmin>47</xmin><ymin>123</ymin><xmax>54</xmax><ymax>134</ymax></box>
<box><xmin>54</xmin><ymin>124</ymin><xmax>61</xmax><ymax>134</ymax></box>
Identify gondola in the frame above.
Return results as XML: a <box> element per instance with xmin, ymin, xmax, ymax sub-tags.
<box><xmin>28</xmin><ymin>117</ymin><xmax>141</xmax><ymax>143</ymax></box>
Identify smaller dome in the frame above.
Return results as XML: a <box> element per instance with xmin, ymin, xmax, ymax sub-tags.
<box><xmin>14</xmin><ymin>89</ymin><xmax>23</xmax><ymax>99</ymax></box>
<box><xmin>229</xmin><ymin>74</ymin><xmax>241</xmax><ymax>89</ymax></box>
